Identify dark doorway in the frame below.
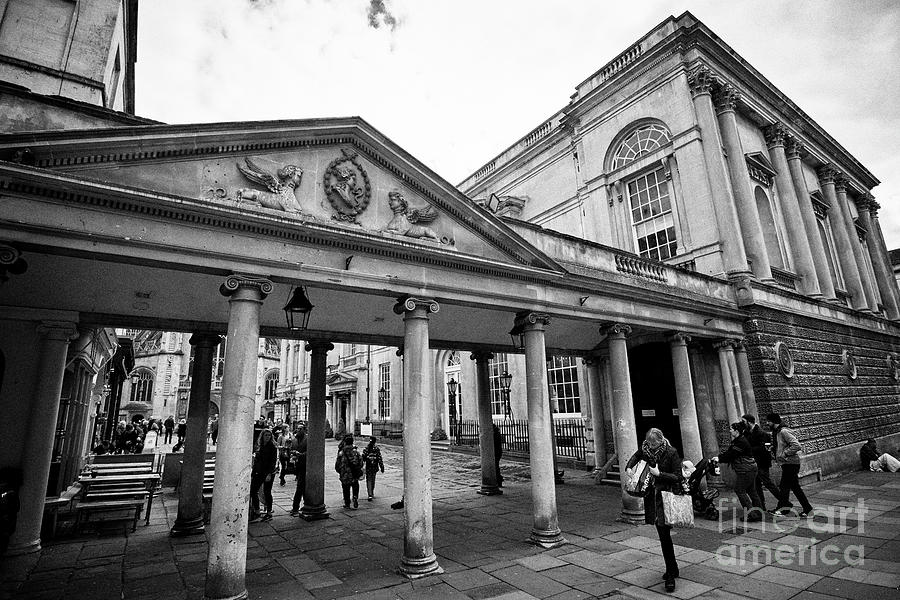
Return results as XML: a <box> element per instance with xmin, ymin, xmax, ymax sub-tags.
<box><xmin>628</xmin><ymin>342</ymin><xmax>683</xmax><ymax>456</ymax></box>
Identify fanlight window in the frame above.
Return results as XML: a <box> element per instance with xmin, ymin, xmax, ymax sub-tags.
<box><xmin>612</xmin><ymin>124</ymin><xmax>671</xmax><ymax>169</ymax></box>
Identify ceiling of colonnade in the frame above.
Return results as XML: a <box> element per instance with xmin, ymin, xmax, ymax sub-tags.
<box><xmin>0</xmin><ymin>117</ymin><xmax>745</xmax><ymax>353</ymax></box>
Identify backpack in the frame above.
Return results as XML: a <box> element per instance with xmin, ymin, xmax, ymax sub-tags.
<box><xmin>349</xmin><ymin>448</ymin><xmax>364</xmax><ymax>480</ymax></box>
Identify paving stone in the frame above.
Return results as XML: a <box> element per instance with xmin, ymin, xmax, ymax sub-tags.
<box><xmin>515</xmin><ymin>555</ymin><xmax>568</xmax><ymax>572</ymax></box>
<box><xmin>557</xmin><ymin>549</ymin><xmax>635</xmax><ymax>576</ymax></box>
<box><xmin>491</xmin><ymin>565</ymin><xmax>571</xmax><ymax>598</ymax></box>
<box><xmin>830</xmin><ymin>566</ymin><xmax>900</xmax><ymax>588</ymax></box>
<box><xmin>440</xmin><ymin>568</ymin><xmax>501</xmax><ymax>591</ymax></box>
<box><xmin>749</xmin><ymin>565</ymin><xmax>823</xmax><ymax>589</ymax></box>
<box><xmin>808</xmin><ymin>576</ymin><xmax>900</xmax><ymax>600</ymax></box>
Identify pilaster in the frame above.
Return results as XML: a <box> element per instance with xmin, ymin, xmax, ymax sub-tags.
<box><xmin>819</xmin><ymin>168</ymin><xmax>867</xmax><ymax>310</ymax></box>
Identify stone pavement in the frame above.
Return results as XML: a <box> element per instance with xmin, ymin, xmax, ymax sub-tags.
<box><xmin>2</xmin><ymin>441</ymin><xmax>899</xmax><ymax>600</ymax></box>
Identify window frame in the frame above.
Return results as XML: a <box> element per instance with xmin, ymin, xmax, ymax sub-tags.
<box><xmin>625</xmin><ymin>164</ymin><xmax>679</xmax><ymax>261</ymax></box>
<box><xmin>488</xmin><ymin>354</ymin><xmax>509</xmax><ymax>417</ymax></box>
<box><xmin>378</xmin><ymin>362</ymin><xmax>391</xmax><ymax>419</ymax></box>
<box><xmin>547</xmin><ymin>356</ymin><xmax>581</xmax><ymax>416</ymax></box>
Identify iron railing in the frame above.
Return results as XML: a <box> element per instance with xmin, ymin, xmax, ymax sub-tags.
<box><xmin>452</xmin><ymin>418</ymin><xmax>585</xmax><ymax>461</ymax></box>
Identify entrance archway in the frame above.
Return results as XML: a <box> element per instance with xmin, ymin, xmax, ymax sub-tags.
<box><xmin>628</xmin><ymin>343</ymin><xmax>682</xmax><ymax>455</ymax></box>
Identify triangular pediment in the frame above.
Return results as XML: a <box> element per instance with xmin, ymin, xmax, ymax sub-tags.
<box><xmin>0</xmin><ymin>118</ymin><xmax>563</xmax><ymax>274</ymax></box>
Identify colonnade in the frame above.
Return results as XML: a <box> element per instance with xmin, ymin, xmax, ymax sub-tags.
<box><xmin>688</xmin><ymin>64</ymin><xmax>899</xmax><ymax>319</ymax></box>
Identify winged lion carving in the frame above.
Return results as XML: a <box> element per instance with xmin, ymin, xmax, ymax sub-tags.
<box><xmin>385</xmin><ymin>190</ymin><xmax>443</xmax><ymax>242</ymax></box>
<box><xmin>235</xmin><ymin>158</ymin><xmax>303</xmax><ymax>213</ymax></box>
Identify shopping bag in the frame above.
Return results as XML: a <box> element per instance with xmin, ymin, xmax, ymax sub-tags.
<box><xmin>624</xmin><ymin>459</ymin><xmax>652</xmax><ymax>497</ymax></box>
<box><xmin>661</xmin><ymin>490</ymin><xmax>694</xmax><ymax>528</ymax></box>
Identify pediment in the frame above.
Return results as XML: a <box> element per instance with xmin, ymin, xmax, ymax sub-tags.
<box><xmin>0</xmin><ymin>118</ymin><xmax>563</xmax><ymax>273</ymax></box>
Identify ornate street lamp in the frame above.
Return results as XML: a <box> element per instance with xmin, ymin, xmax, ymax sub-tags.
<box><xmin>499</xmin><ymin>370</ymin><xmax>513</xmax><ymax>420</ymax></box>
<box><xmin>283</xmin><ymin>285</ymin><xmax>314</xmax><ymax>331</ymax></box>
<box><xmin>508</xmin><ymin>322</ymin><xmax>525</xmax><ymax>351</ymax></box>
<box><xmin>378</xmin><ymin>387</ymin><xmax>387</xmax><ymax>421</ymax></box>
<box><xmin>447</xmin><ymin>377</ymin><xmax>458</xmax><ymax>441</ymax></box>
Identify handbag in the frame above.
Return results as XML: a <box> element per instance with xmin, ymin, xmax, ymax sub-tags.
<box><xmin>624</xmin><ymin>458</ymin><xmax>652</xmax><ymax>497</ymax></box>
<box><xmin>661</xmin><ymin>490</ymin><xmax>694</xmax><ymax>528</ymax></box>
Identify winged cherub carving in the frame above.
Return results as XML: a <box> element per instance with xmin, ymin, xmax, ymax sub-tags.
<box><xmin>385</xmin><ymin>190</ymin><xmax>442</xmax><ymax>242</ymax></box>
<box><xmin>236</xmin><ymin>158</ymin><xmax>303</xmax><ymax>213</ymax></box>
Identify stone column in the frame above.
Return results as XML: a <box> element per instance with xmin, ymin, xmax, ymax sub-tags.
<box><xmin>472</xmin><ymin>350</ymin><xmax>500</xmax><ymax>495</ymax></box>
<box><xmin>687</xmin><ymin>66</ymin><xmax>751</xmax><ymax>277</ymax></box>
<box><xmin>667</xmin><ymin>333</ymin><xmax>702</xmax><ymax>463</ymax></box>
<box><xmin>865</xmin><ymin>198</ymin><xmax>900</xmax><ymax>319</ymax></box>
<box><xmin>584</xmin><ymin>356</ymin><xmax>607</xmax><ymax>468</ymax></box>
<box><xmin>518</xmin><ymin>311</ymin><xmax>566</xmax><ymax>547</ymax></box>
<box><xmin>301</xmin><ymin>340</ymin><xmax>332</xmax><ymax>521</ymax></box>
<box><xmin>714</xmin><ymin>82</ymin><xmax>772</xmax><ymax>281</ymax></box>
<box><xmin>394</xmin><ymin>297</ymin><xmax>443</xmax><ymax>578</ymax></box>
<box><xmin>836</xmin><ymin>179</ymin><xmax>880</xmax><ymax>311</ymax></box>
<box><xmin>205</xmin><ymin>275</ymin><xmax>271</xmax><ymax>600</ymax></box>
<box><xmin>688</xmin><ymin>345</ymin><xmax>721</xmax><ymax>458</ymax></box>
<box><xmin>714</xmin><ymin>340</ymin><xmax>740</xmax><ymax>425</ymax></box>
<box><xmin>603</xmin><ymin>323</ymin><xmax>643</xmax><ymax>523</ymax></box>
<box><xmin>819</xmin><ymin>167</ymin><xmax>867</xmax><ymax>310</ymax></box>
<box><xmin>6</xmin><ymin>321</ymin><xmax>77</xmax><ymax>555</ymax></box>
<box><xmin>172</xmin><ymin>333</ymin><xmax>220</xmax><ymax>536</ymax></box>
<box><xmin>733</xmin><ymin>341</ymin><xmax>758</xmax><ymax>419</ymax></box>
<box><xmin>785</xmin><ymin>137</ymin><xmax>835</xmax><ymax>299</ymax></box>
<box><xmin>765</xmin><ymin>125</ymin><xmax>820</xmax><ymax>296</ymax></box>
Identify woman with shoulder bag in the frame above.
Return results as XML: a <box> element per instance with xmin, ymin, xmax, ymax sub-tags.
<box><xmin>713</xmin><ymin>421</ymin><xmax>763</xmax><ymax>521</ymax></box>
<box><xmin>250</xmin><ymin>429</ymin><xmax>278</xmax><ymax>522</ymax></box>
<box><xmin>627</xmin><ymin>428</ymin><xmax>683</xmax><ymax>593</ymax></box>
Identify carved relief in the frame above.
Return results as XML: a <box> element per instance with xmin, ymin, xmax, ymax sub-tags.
<box><xmin>384</xmin><ymin>190</ymin><xmax>447</xmax><ymax>244</ymax></box>
<box><xmin>842</xmin><ymin>349</ymin><xmax>858</xmax><ymax>380</ymax></box>
<box><xmin>0</xmin><ymin>243</ymin><xmax>27</xmax><ymax>284</ymax></box>
<box><xmin>324</xmin><ymin>149</ymin><xmax>371</xmax><ymax>223</ymax></box>
<box><xmin>235</xmin><ymin>158</ymin><xmax>304</xmax><ymax>213</ymax></box>
<box><xmin>887</xmin><ymin>353</ymin><xmax>900</xmax><ymax>381</ymax></box>
<box><xmin>774</xmin><ymin>341</ymin><xmax>794</xmax><ymax>379</ymax></box>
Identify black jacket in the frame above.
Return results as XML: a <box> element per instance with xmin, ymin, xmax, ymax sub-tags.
<box><xmin>718</xmin><ymin>434</ymin><xmax>756</xmax><ymax>471</ymax></box>
<box><xmin>627</xmin><ymin>444</ymin><xmax>682</xmax><ymax>526</ymax></box>
<box><xmin>746</xmin><ymin>425</ymin><xmax>772</xmax><ymax>469</ymax></box>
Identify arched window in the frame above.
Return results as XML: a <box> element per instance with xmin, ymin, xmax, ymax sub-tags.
<box><xmin>264</xmin><ymin>338</ymin><xmax>280</xmax><ymax>358</ymax></box>
<box><xmin>612</xmin><ymin>124</ymin><xmax>671</xmax><ymax>170</ymax></box>
<box><xmin>446</xmin><ymin>351</ymin><xmax>460</xmax><ymax>367</ymax></box>
<box><xmin>130</xmin><ymin>369</ymin><xmax>154</xmax><ymax>404</ymax></box>
<box><xmin>264</xmin><ymin>370</ymin><xmax>279</xmax><ymax>401</ymax></box>
<box><xmin>754</xmin><ymin>186</ymin><xmax>784</xmax><ymax>269</ymax></box>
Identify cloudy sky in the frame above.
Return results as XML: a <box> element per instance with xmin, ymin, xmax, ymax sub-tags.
<box><xmin>136</xmin><ymin>0</ymin><xmax>900</xmax><ymax>248</ymax></box>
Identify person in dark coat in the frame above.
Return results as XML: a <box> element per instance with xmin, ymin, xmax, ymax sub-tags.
<box><xmin>289</xmin><ymin>426</ymin><xmax>308</xmax><ymax>516</ymax></box>
<box><xmin>362</xmin><ymin>436</ymin><xmax>384</xmax><ymax>501</ymax></box>
<box><xmin>163</xmin><ymin>416</ymin><xmax>175</xmax><ymax>444</ymax></box>
<box><xmin>249</xmin><ymin>429</ymin><xmax>278</xmax><ymax>521</ymax></box>
<box><xmin>715</xmin><ymin>421</ymin><xmax>763</xmax><ymax>521</ymax></box>
<box><xmin>493</xmin><ymin>424</ymin><xmax>504</xmax><ymax>487</ymax></box>
<box><xmin>742</xmin><ymin>414</ymin><xmax>781</xmax><ymax>511</ymax></box>
<box><xmin>626</xmin><ymin>427</ymin><xmax>682</xmax><ymax>593</ymax></box>
<box><xmin>335</xmin><ymin>435</ymin><xmax>362</xmax><ymax>509</ymax></box>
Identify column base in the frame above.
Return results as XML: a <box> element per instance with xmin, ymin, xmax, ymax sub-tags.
<box><xmin>618</xmin><ymin>509</ymin><xmax>645</xmax><ymax>525</ymax></box>
<box><xmin>476</xmin><ymin>485</ymin><xmax>502</xmax><ymax>496</ymax></box>
<box><xmin>398</xmin><ymin>553</ymin><xmax>443</xmax><ymax>579</ymax></box>
<box><xmin>5</xmin><ymin>538</ymin><xmax>41</xmax><ymax>556</ymax></box>
<box><xmin>170</xmin><ymin>516</ymin><xmax>205</xmax><ymax>537</ymax></box>
<box><xmin>203</xmin><ymin>590</ymin><xmax>248</xmax><ymax>600</ymax></box>
<box><xmin>528</xmin><ymin>528</ymin><xmax>567</xmax><ymax>549</ymax></box>
<box><xmin>300</xmin><ymin>504</ymin><xmax>330</xmax><ymax>521</ymax></box>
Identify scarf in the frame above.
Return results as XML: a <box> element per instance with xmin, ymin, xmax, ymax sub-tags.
<box><xmin>642</xmin><ymin>438</ymin><xmax>669</xmax><ymax>465</ymax></box>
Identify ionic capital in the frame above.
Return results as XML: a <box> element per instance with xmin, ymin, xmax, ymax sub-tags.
<box><xmin>666</xmin><ymin>331</ymin><xmax>692</xmax><ymax>346</ymax></box>
<box><xmin>687</xmin><ymin>65</ymin><xmax>715</xmax><ymax>98</ymax></box>
<box><xmin>36</xmin><ymin>320</ymin><xmax>79</xmax><ymax>342</ymax></box>
<box><xmin>305</xmin><ymin>340</ymin><xmax>334</xmax><ymax>354</ymax></box>
<box><xmin>219</xmin><ymin>273</ymin><xmax>273</xmax><ymax>298</ymax></box>
<box><xmin>784</xmin><ymin>135</ymin><xmax>805</xmax><ymax>160</ymax></box>
<box><xmin>712</xmin><ymin>83</ymin><xmax>740</xmax><ymax>114</ymax></box>
<box><xmin>514</xmin><ymin>311</ymin><xmax>551</xmax><ymax>331</ymax></box>
<box><xmin>393</xmin><ymin>295</ymin><xmax>440</xmax><ymax>316</ymax></box>
<box><xmin>469</xmin><ymin>350</ymin><xmax>494</xmax><ymax>363</ymax></box>
<box><xmin>713</xmin><ymin>338</ymin><xmax>739</xmax><ymax>351</ymax></box>
<box><xmin>600</xmin><ymin>323</ymin><xmax>632</xmax><ymax>338</ymax></box>
<box><xmin>763</xmin><ymin>123</ymin><xmax>786</xmax><ymax>149</ymax></box>
<box><xmin>189</xmin><ymin>333</ymin><xmax>222</xmax><ymax>348</ymax></box>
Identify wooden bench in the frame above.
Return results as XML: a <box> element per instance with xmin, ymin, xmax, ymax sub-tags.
<box><xmin>77</xmin><ymin>472</ymin><xmax>160</xmax><ymax>528</ymax></box>
<box><xmin>74</xmin><ymin>499</ymin><xmax>144</xmax><ymax>533</ymax></box>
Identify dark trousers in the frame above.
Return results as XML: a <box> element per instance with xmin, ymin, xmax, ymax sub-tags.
<box><xmin>211</xmin><ymin>431</ymin><xmax>217</xmax><ymax>445</ymax></box>
<box><xmin>777</xmin><ymin>463</ymin><xmax>812</xmax><ymax>513</ymax></box>
<box><xmin>164</xmin><ymin>430</ymin><xmax>173</xmax><ymax>444</ymax></box>
<box><xmin>279</xmin><ymin>456</ymin><xmax>289</xmax><ymax>484</ymax></box>
<box><xmin>755</xmin><ymin>466</ymin><xmax>782</xmax><ymax>510</ymax></box>
<box><xmin>733</xmin><ymin>464</ymin><xmax>763</xmax><ymax>511</ymax></box>
<box><xmin>495</xmin><ymin>452</ymin><xmax>503</xmax><ymax>486</ymax></box>
<box><xmin>341</xmin><ymin>480</ymin><xmax>359</xmax><ymax>507</ymax></box>
<box><xmin>292</xmin><ymin>471</ymin><xmax>306</xmax><ymax>512</ymax></box>
<box><xmin>656</xmin><ymin>525</ymin><xmax>679</xmax><ymax>577</ymax></box>
<box><xmin>250</xmin><ymin>474</ymin><xmax>274</xmax><ymax>516</ymax></box>
<box><xmin>365</xmin><ymin>470</ymin><xmax>378</xmax><ymax>498</ymax></box>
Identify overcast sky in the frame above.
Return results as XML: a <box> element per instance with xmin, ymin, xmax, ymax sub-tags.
<box><xmin>136</xmin><ymin>0</ymin><xmax>900</xmax><ymax>249</ymax></box>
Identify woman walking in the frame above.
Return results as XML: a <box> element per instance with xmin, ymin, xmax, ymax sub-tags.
<box><xmin>277</xmin><ymin>426</ymin><xmax>294</xmax><ymax>486</ymax></box>
<box><xmin>714</xmin><ymin>421</ymin><xmax>763</xmax><ymax>521</ymax></box>
<box><xmin>362</xmin><ymin>436</ymin><xmax>385</xmax><ymax>501</ymax></box>
<box><xmin>335</xmin><ymin>434</ymin><xmax>362</xmax><ymax>509</ymax></box>
<box><xmin>250</xmin><ymin>429</ymin><xmax>278</xmax><ymax>522</ymax></box>
<box><xmin>626</xmin><ymin>428</ymin><xmax>682</xmax><ymax>593</ymax></box>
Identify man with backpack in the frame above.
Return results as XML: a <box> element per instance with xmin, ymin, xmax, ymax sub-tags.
<box><xmin>765</xmin><ymin>413</ymin><xmax>814</xmax><ymax>517</ymax></box>
<box><xmin>335</xmin><ymin>434</ymin><xmax>363</xmax><ymax>509</ymax></box>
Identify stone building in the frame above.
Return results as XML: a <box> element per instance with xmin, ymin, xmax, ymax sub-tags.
<box><xmin>1</xmin><ymin>4</ymin><xmax>898</xmax><ymax>598</ymax></box>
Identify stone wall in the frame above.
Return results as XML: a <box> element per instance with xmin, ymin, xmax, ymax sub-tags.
<box><xmin>743</xmin><ymin>306</ymin><xmax>900</xmax><ymax>476</ymax></box>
